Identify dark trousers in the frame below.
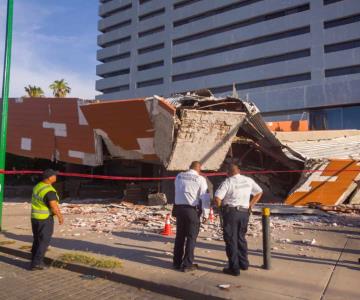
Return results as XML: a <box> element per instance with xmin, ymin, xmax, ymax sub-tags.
<box><xmin>173</xmin><ymin>206</ymin><xmax>200</xmax><ymax>268</ymax></box>
<box><xmin>31</xmin><ymin>217</ymin><xmax>54</xmax><ymax>267</ymax></box>
<box><xmin>222</xmin><ymin>208</ymin><xmax>249</xmax><ymax>271</ymax></box>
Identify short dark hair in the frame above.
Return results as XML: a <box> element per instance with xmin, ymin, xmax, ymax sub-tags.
<box><xmin>42</xmin><ymin>169</ymin><xmax>58</xmax><ymax>180</ymax></box>
<box><xmin>190</xmin><ymin>161</ymin><xmax>201</xmax><ymax>169</ymax></box>
<box><xmin>228</xmin><ymin>163</ymin><xmax>240</xmax><ymax>173</ymax></box>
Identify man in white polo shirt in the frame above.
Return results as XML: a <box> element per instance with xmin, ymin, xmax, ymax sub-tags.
<box><xmin>173</xmin><ymin>161</ymin><xmax>209</xmax><ymax>272</ymax></box>
<box><xmin>215</xmin><ymin>164</ymin><xmax>263</xmax><ymax>276</ymax></box>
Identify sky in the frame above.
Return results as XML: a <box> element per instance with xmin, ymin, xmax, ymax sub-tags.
<box><xmin>0</xmin><ymin>0</ymin><xmax>99</xmax><ymax>99</ymax></box>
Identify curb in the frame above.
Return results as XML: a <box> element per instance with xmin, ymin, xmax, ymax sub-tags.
<box><xmin>0</xmin><ymin>245</ymin><xmax>225</xmax><ymax>300</ymax></box>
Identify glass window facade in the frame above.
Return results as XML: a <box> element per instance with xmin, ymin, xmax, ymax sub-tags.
<box><xmin>309</xmin><ymin>105</ymin><xmax>360</xmax><ymax>130</ymax></box>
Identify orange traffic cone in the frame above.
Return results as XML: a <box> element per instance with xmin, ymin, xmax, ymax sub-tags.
<box><xmin>161</xmin><ymin>213</ymin><xmax>173</xmax><ymax>236</ymax></box>
<box><xmin>209</xmin><ymin>207</ymin><xmax>214</xmax><ymax>223</ymax></box>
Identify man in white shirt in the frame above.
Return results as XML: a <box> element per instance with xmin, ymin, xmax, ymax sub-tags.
<box><xmin>173</xmin><ymin>161</ymin><xmax>209</xmax><ymax>272</ymax></box>
<box><xmin>215</xmin><ymin>164</ymin><xmax>263</xmax><ymax>276</ymax></box>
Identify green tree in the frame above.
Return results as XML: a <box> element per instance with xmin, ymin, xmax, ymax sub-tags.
<box><xmin>24</xmin><ymin>85</ymin><xmax>45</xmax><ymax>97</ymax></box>
<box><xmin>49</xmin><ymin>79</ymin><xmax>71</xmax><ymax>97</ymax></box>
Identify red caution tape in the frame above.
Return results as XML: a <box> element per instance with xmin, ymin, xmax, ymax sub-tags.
<box><xmin>0</xmin><ymin>168</ymin><xmax>359</xmax><ymax>181</ymax></box>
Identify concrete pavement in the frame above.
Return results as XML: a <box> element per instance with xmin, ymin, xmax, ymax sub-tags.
<box><xmin>0</xmin><ymin>251</ymin><xmax>170</xmax><ymax>300</ymax></box>
<box><xmin>1</xmin><ymin>202</ymin><xmax>359</xmax><ymax>299</ymax></box>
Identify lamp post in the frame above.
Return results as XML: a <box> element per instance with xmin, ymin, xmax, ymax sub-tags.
<box><xmin>0</xmin><ymin>0</ymin><xmax>14</xmax><ymax>231</ymax></box>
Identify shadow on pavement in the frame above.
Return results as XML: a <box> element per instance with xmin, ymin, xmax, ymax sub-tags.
<box><xmin>300</xmin><ymin>226</ymin><xmax>360</xmax><ymax>236</ymax></box>
<box><xmin>0</xmin><ymin>253</ymin><xmax>30</xmax><ymax>270</ymax></box>
<box><xmin>4</xmin><ymin>231</ymin><xmax>360</xmax><ymax>272</ymax></box>
<box><xmin>2</xmin><ymin>231</ymin><xmax>222</xmax><ymax>273</ymax></box>
<box><xmin>0</xmin><ymin>246</ymin><xmax>224</xmax><ymax>300</ymax></box>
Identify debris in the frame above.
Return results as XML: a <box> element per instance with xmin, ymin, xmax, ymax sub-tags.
<box><xmin>148</xmin><ymin>193</ymin><xmax>167</xmax><ymax>206</ymax></box>
<box><xmin>252</xmin><ymin>205</ymin><xmax>326</xmax><ymax>215</ymax></box>
<box><xmin>302</xmin><ymin>239</ymin><xmax>316</xmax><ymax>245</ymax></box>
<box><xmin>309</xmin><ymin>204</ymin><xmax>360</xmax><ymax>214</ymax></box>
<box><xmin>217</xmin><ymin>284</ymin><xmax>231</xmax><ymax>290</ymax></box>
<box><xmin>80</xmin><ymin>275</ymin><xmax>96</xmax><ymax>280</ymax></box>
<box><xmin>286</xmin><ymin>159</ymin><xmax>360</xmax><ymax>206</ymax></box>
<box><xmin>44</xmin><ymin>201</ymin><xmax>356</xmax><ymax>239</ymax></box>
<box><xmin>279</xmin><ymin>238</ymin><xmax>292</xmax><ymax>244</ymax></box>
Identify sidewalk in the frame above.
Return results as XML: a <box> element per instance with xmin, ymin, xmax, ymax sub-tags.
<box><xmin>0</xmin><ymin>251</ymin><xmax>169</xmax><ymax>300</ymax></box>
<box><xmin>1</xmin><ymin>202</ymin><xmax>359</xmax><ymax>299</ymax></box>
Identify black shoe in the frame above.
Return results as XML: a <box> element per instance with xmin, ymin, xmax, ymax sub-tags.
<box><xmin>223</xmin><ymin>268</ymin><xmax>240</xmax><ymax>276</ymax></box>
<box><xmin>30</xmin><ymin>263</ymin><xmax>48</xmax><ymax>271</ymax></box>
<box><xmin>173</xmin><ymin>264</ymin><xmax>181</xmax><ymax>270</ymax></box>
<box><xmin>181</xmin><ymin>264</ymin><xmax>199</xmax><ymax>273</ymax></box>
<box><xmin>240</xmin><ymin>265</ymin><xmax>249</xmax><ymax>271</ymax></box>
<box><xmin>30</xmin><ymin>265</ymin><xmax>46</xmax><ymax>271</ymax></box>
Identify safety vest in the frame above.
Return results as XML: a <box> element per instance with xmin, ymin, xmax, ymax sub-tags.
<box><xmin>31</xmin><ymin>182</ymin><xmax>59</xmax><ymax>220</ymax></box>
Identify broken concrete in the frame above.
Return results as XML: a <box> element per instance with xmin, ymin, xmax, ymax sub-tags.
<box><xmin>5</xmin><ymin>92</ymin><xmax>360</xmax><ymax>208</ymax></box>
<box><xmin>166</xmin><ymin>109</ymin><xmax>246</xmax><ymax>170</ymax></box>
<box><xmin>148</xmin><ymin>193</ymin><xmax>167</xmax><ymax>206</ymax></box>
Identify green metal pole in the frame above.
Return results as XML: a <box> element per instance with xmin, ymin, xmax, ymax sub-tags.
<box><xmin>0</xmin><ymin>0</ymin><xmax>14</xmax><ymax>231</ymax></box>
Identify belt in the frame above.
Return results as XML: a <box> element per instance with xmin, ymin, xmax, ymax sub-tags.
<box><xmin>175</xmin><ymin>204</ymin><xmax>197</xmax><ymax>209</ymax></box>
<box><xmin>222</xmin><ymin>205</ymin><xmax>249</xmax><ymax>212</ymax></box>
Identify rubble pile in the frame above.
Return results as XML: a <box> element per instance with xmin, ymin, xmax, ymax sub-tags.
<box><xmin>60</xmin><ymin>202</ymin><xmax>360</xmax><ymax>239</ymax></box>
<box><xmin>61</xmin><ymin>201</ymin><xmax>172</xmax><ymax>234</ymax></box>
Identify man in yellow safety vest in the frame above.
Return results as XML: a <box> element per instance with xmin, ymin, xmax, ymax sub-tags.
<box><xmin>30</xmin><ymin>169</ymin><xmax>64</xmax><ymax>270</ymax></box>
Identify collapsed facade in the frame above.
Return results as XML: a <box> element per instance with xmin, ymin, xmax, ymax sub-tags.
<box><xmin>7</xmin><ymin>91</ymin><xmax>360</xmax><ymax>206</ymax></box>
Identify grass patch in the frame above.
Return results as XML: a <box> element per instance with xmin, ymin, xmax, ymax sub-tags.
<box><xmin>0</xmin><ymin>240</ymin><xmax>16</xmax><ymax>245</ymax></box>
<box><xmin>54</xmin><ymin>252</ymin><xmax>122</xmax><ymax>269</ymax></box>
<box><xmin>19</xmin><ymin>245</ymin><xmax>32</xmax><ymax>251</ymax></box>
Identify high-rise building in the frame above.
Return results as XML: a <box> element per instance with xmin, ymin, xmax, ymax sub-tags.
<box><xmin>96</xmin><ymin>0</ymin><xmax>360</xmax><ymax>129</ymax></box>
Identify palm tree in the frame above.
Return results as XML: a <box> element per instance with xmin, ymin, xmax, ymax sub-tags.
<box><xmin>24</xmin><ymin>85</ymin><xmax>45</xmax><ymax>97</ymax></box>
<box><xmin>49</xmin><ymin>79</ymin><xmax>71</xmax><ymax>97</ymax></box>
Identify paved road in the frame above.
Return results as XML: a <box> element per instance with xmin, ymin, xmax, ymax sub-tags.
<box><xmin>0</xmin><ymin>252</ymin><xmax>171</xmax><ymax>300</ymax></box>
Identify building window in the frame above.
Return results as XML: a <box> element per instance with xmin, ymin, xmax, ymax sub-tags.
<box><xmin>99</xmin><ymin>52</ymin><xmax>131</xmax><ymax>63</ymax></box>
<box><xmin>325</xmin><ymin>65</ymin><xmax>360</xmax><ymax>77</ymax></box>
<box><xmin>324</xmin><ymin>38</ymin><xmax>360</xmax><ymax>53</ymax></box>
<box><xmin>324</xmin><ymin>13</ymin><xmax>360</xmax><ymax>29</ymax></box>
<box><xmin>100</xmin><ymin>68</ymin><xmax>130</xmax><ymax>79</ymax></box>
<box><xmin>139</xmin><ymin>0</ymin><xmax>152</xmax><ymax>4</ymax></box>
<box><xmin>139</xmin><ymin>8</ymin><xmax>165</xmax><ymax>21</ymax></box>
<box><xmin>173</xmin><ymin>3</ymin><xmax>310</xmax><ymax>45</ymax></box>
<box><xmin>100</xmin><ymin>85</ymin><xmax>130</xmax><ymax>94</ymax></box>
<box><xmin>100</xmin><ymin>20</ymin><xmax>132</xmax><ymax>34</ymax></box>
<box><xmin>138</xmin><ymin>26</ymin><xmax>165</xmax><ymax>38</ymax></box>
<box><xmin>173</xmin><ymin>0</ymin><xmax>263</xmax><ymax>27</ymax></box>
<box><xmin>138</xmin><ymin>43</ymin><xmax>165</xmax><ymax>55</ymax></box>
<box><xmin>323</xmin><ymin>0</ymin><xmax>345</xmax><ymax>5</ymax></box>
<box><xmin>310</xmin><ymin>106</ymin><xmax>360</xmax><ymax>130</ymax></box>
<box><xmin>137</xmin><ymin>78</ymin><xmax>163</xmax><ymax>88</ymax></box>
<box><xmin>138</xmin><ymin>61</ymin><xmax>164</xmax><ymax>71</ymax></box>
<box><xmin>172</xmin><ymin>49</ymin><xmax>310</xmax><ymax>81</ymax></box>
<box><xmin>100</xmin><ymin>35</ymin><xmax>131</xmax><ymax>48</ymax></box>
<box><xmin>209</xmin><ymin>73</ymin><xmax>311</xmax><ymax>93</ymax></box>
<box><xmin>100</xmin><ymin>4</ymin><xmax>132</xmax><ymax>18</ymax></box>
<box><xmin>173</xmin><ymin>26</ymin><xmax>310</xmax><ymax>63</ymax></box>
<box><xmin>174</xmin><ymin>0</ymin><xmax>203</xmax><ymax>10</ymax></box>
